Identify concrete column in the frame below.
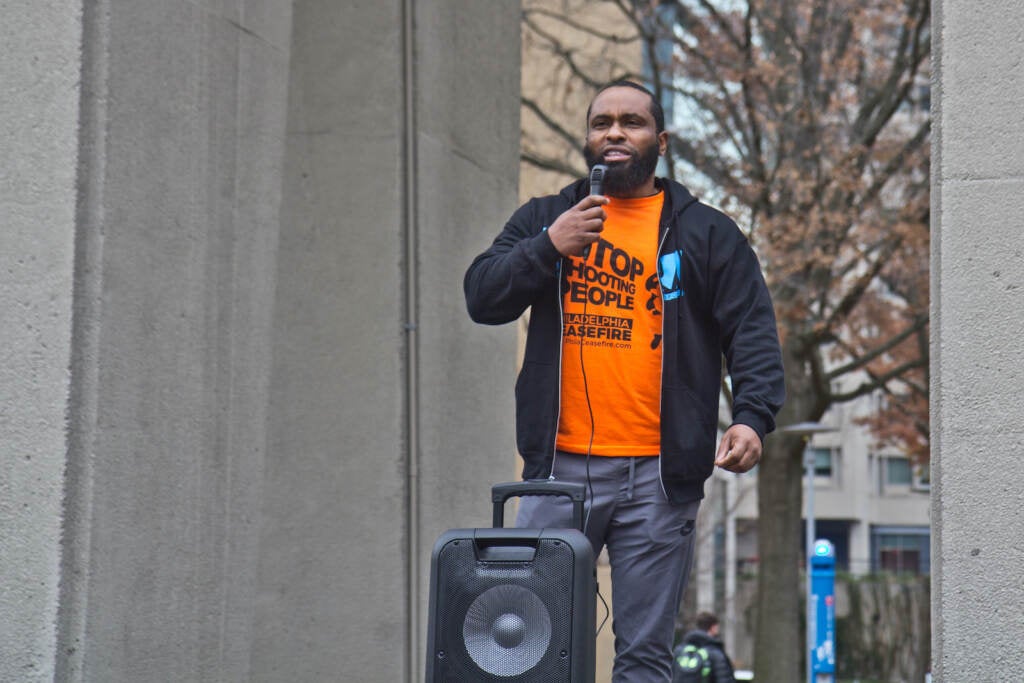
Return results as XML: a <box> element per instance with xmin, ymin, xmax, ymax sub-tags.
<box><xmin>66</xmin><ymin>3</ymin><xmax>293</xmax><ymax>680</ymax></box>
<box><xmin>2</xmin><ymin>1</ymin><xmax>520</xmax><ymax>681</ymax></box>
<box><xmin>1</xmin><ymin>2</ymin><xmax>83</xmax><ymax>678</ymax></box>
<box><xmin>2</xmin><ymin>1</ymin><xmax>294</xmax><ymax>680</ymax></box>
<box><xmin>255</xmin><ymin>1</ymin><xmax>520</xmax><ymax>681</ymax></box>
<box><xmin>848</xmin><ymin>520</ymin><xmax>870</xmax><ymax>578</ymax></box>
<box><xmin>931</xmin><ymin>0</ymin><xmax>1024</xmax><ymax>679</ymax></box>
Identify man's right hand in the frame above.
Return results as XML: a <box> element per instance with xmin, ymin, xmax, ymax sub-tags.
<box><xmin>547</xmin><ymin>195</ymin><xmax>608</xmax><ymax>257</ymax></box>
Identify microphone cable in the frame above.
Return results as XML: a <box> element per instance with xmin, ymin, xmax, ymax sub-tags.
<box><xmin>578</xmin><ymin>249</ymin><xmax>608</xmax><ymax>638</ymax></box>
<box><xmin>578</xmin><ymin>257</ymin><xmax>596</xmax><ymax>540</ymax></box>
<box><xmin>580</xmin><ymin>168</ymin><xmax>605</xmax><ymax>540</ymax></box>
<box><xmin>583</xmin><ymin>167</ymin><xmax>607</xmax><ymax>635</ymax></box>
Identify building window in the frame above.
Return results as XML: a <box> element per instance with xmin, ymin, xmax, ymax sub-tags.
<box><xmin>885</xmin><ymin>456</ymin><xmax>912</xmax><ymax>486</ymax></box>
<box><xmin>875</xmin><ymin>454</ymin><xmax>930</xmax><ymax>494</ymax></box>
<box><xmin>807</xmin><ymin>446</ymin><xmax>840</xmax><ymax>485</ymax></box>
<box><xmin>871</xmin><ymin>526</ymin><xmax>930</xmax><ymax>574</ymax></box>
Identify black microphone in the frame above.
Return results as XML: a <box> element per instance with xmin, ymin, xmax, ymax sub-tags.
<box><xmin>590</xmin><ymin>164</ymin><xmax>607</xmax><ymax>197</ymax></box>
<box><xmin>583</xmin><ymin>165</ymin><xmax>608</xmax><ymax>258</ymax></box>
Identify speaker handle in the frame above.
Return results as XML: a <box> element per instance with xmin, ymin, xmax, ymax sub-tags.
<box><xmin>491</xmin><ymin>480</ymin><xmax>586</xmax><ymax>531</ymax></box>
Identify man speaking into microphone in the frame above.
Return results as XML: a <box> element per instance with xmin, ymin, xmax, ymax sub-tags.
<box><xmin>464</xmin><ymin>81</ymin><xmax>784</xmax><ymax>683</ymax></box>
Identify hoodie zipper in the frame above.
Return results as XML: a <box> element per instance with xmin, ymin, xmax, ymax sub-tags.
<box><xmin>655</xmin><ymin>223</ymin><xmax>671</xmax><ymax>501</ymax></box>
<box><xmin>548</xmin><ymin>257</ymin><xmax>565</xmax><ymax>480</ymax></box>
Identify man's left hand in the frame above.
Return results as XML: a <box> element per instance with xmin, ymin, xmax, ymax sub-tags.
<box><xmin>714</xmin><ymin>424</ymin><xmax>762</xmax><ymax>473</ymax></box>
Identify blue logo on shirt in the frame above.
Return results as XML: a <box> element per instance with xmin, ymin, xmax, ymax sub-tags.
<box><xmin>659</xmin><ymin>250</ymin><xmax>684</xmax><ymax>301</ymax></box>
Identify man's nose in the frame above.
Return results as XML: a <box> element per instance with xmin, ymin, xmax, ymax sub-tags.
<box><xmin>606</xmin><ymin>121</ymin><xmax>626</xmax><ymax>140</ymax></box>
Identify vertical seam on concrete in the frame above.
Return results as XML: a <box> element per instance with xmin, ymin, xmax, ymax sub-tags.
<box><xmin>928</xmin><ymin>0</ymin><xmax>943</xmax><ymax>675</ymax></box>
<box><xmin>56</xmin><ymin>0</ymin><xmax>110</xmax><ymax>679</ymax></box>
<box><xmin>401</xmin><ymin>0</ymin><xmax>421</xmax><ymax>681</ymax></box>
<box><xmin>217</xmin><ymin>3</ymin><xmax>243</xmax><ymax>673</ymax></box>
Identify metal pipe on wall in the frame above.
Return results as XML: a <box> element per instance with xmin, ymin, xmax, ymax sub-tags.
<box><xmin>401</xmin><ymin>0</ymin><xmax>421</xmax><ymax>680</ymax></box>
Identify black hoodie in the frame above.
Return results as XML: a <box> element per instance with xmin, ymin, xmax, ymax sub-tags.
<box><xmin>677</xmin><ymin>629</ymin><xmax>736</xmax><ymax>683</ymax></box>
<box><xmin>464</xmin><ymin>177</ymin><xmax>784</xmax><ymax>503</ymax></box>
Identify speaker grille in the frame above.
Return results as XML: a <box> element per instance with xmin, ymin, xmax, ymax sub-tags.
<box><xmin>431</xmin><ymin>537</ymin><xmax>577</xmax><ymax>681</ymax></box>
<box><xmin>463</xmin><ymin>585</ymin><xmax>551</xmax><ymax>676</ymax></box>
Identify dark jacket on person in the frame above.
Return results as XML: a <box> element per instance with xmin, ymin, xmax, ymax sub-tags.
<box><xmin>675</xmin><ymin>629</ymin><xmax>736</xmax><ymax>683</ymax></box>
<box><xmin>464</xmin><ymin>177</ymin><xmax>785</xmax><ymax>504</ymax></box>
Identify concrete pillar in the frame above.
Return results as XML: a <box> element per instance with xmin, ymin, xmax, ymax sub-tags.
<box><xmin>63</xmin><ymin>3</ymin><xmax>294</xmax><ymax>680</ymax></box>
<box><xmin>2</xmin><ymin>1</ymin><xmax>519</xmax><ymax>682</ymax></box>
<box><xmin>3</xmin><ymin>1</ymin><xmax>293</xmax><ymax>679</ymax></box>
<box><xmin>1</xmin><ymin>2</ymin><xmax>83</xmax><ymax>677</ymax></box>
<box><xmin>848</xmin><ymin>520</ymin><xmax>869</xmax><ymax>578</ymax></box>
<box><xmin>931</xmin><ymin>0</ymin><xmax>1024</xmax><ymax>679</ymax></box>
<box><xmin>255</xmin><ymin>1</ymin><xmax>520</xmax><ymax>681</ymax></box>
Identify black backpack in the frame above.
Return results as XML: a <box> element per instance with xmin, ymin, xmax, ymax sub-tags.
<box><xmin>673</xmin><ymin>643</ymin><xmax>711</xmax><ymax>683</ymax></box>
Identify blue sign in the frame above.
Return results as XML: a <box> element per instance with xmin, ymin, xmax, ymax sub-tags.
<box><xmin>810</xmin><ymin>540</ymin><xmax>836</xmax><ymax>681</ymax></box>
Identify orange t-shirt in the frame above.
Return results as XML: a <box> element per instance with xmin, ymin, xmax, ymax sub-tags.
<box><xmin>556</xmin><ymin>191</ymin><xmax>665</xmax><ymax>456</ymax></box>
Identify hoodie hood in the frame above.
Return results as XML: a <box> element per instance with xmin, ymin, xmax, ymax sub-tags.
<box><xmin>683</xmin><ymin>629</ymin><xmax>724</xmax><ymax>649</ymax></box>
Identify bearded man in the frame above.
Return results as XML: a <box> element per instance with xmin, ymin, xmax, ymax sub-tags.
<box><xmin>464</xmin><ymin>81</ymin><xmax>784</xmax><ymax>683</ymax></box>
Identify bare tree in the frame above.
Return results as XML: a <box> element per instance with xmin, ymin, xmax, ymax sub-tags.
<box><xmin>521</xmin><ymin>1</ymin><xmax>930</xmax><ymax>681</ymax></box>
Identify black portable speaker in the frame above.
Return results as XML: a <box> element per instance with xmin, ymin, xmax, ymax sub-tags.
<box><xmin>425</xmin><ymin>480</ymin><xmax>596</xmax><ymax>682</ymax></box>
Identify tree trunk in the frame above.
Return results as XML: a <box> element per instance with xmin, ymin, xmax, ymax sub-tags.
<box><xmin>753</xmin><ymin>339</ymin><xmax>824</xmax><ymax>682</ymax></box>
<box><xmin>752</xmin><ymin>430</ymin><xmax>806</xmax><ymax>682</ymax></box>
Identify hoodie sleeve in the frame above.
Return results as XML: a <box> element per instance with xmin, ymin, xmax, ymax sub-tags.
<box><xmin>464</xmin><ymin>197</ymin><xmax>566</xmax><ymax>325</ymax></box>
<box><xmin>710</xmin><ymin>227</ymin><xmax>786</xmax><ymax>441</ymax></box>
<box><xmin>708</xmin><ymin>646</ymin><xmax>737</xmax><ymax>683</ymax></box>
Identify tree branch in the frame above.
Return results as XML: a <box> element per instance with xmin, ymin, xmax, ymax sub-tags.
<box><xmin>523</xmin><ymin>6</ymin><xmax>640</xmax><ymax>45</ymax></box>
<box><xmin>859</xmin><ymin>119</ymin><xmax>931</xmax><ymax>209</ymax></box>
<box><xmin>667</xmin><ymin>134</ymin><xmax>740</xmax><ymax>191</ymax></box>
<box><xmin>818</xmin><ymin>234</ymin><xmax>906</xmax><ymax>340</ymax></box>
<box><xmin>851</xmin><ymin>2</ymin><xmax>931</xmax><ymax>148</ymax></box>
<box><xmin>520</xmin><ymin>150</ymin><xmax>583</xmax><ymax>179</ymax></box>
<box><xmin>825</xmin><ymin>315</ymin><xmax>929</xmax><ymax>381</ymax></box>
<box><xmin>523</xmin><ymin>13</ymin><xmax>619</xmax><ymax>91</ymax></box>
<box><xmin>827</xmin><ymin>357</ymin><xmax>928</xmax><ymax>403</ymax></box>
<box><xmin>521</xmin><ymin>96</ymin><xmax>582</xmax><ymax>151</ymax></box>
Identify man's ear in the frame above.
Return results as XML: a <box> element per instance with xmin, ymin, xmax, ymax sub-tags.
<box><xmin>658</xmin><ymin>130</ymin><xmax>669</xmax><ymax>156</ymax></box>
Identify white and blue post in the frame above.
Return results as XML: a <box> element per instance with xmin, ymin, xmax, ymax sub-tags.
<box><xmin>809</xmin><ymin>539</ymin><xmax>836</xmax><ymax>683</ymax></box>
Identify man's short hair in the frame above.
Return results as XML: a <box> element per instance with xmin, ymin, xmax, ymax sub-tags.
<box><xmin>586</xmin><ymin>80</ymin><xmax>666</xmax><ymax>134</ymax></box>
<box><xmin>695</xmin><ymin>611</ymin><xmax>719</xmax><ymax>632</ymax></box>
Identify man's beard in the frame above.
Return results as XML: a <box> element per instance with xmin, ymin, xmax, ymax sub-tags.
<box><xmin>583</xmin><ymin>142</ymin><xmax>660</xmax><ymax>196</ymax></box>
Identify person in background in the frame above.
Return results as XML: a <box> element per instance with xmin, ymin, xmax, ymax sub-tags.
<box><xmin>673</xmin><ymin>611</ymin><xmax>736</xmax><ymax>683</ymax></box>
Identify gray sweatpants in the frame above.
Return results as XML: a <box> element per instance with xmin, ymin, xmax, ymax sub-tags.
<box><xmin>516</xmin><ymin>453</ymin><xmax>700</xmax><ymax>683</ymax></box>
